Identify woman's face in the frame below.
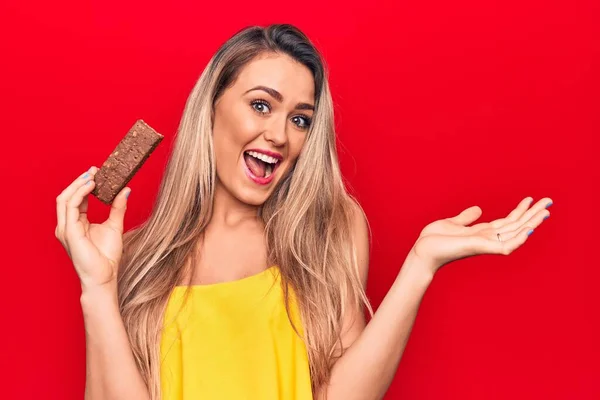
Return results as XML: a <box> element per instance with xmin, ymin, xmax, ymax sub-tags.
<box><xmin>212</xmin><ymin>52</ymin><xmax>316</xmax><ymax>206</ymax></box>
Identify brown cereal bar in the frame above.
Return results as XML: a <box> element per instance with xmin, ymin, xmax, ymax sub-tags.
<box><xmin>91</xmin><ymin>119</ymin><xmax>163</xmax><ymax>204</ymax></box>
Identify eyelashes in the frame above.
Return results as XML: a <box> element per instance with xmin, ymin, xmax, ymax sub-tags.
<box><xmin>250</xmin><ymin>99</ymin><xmax>312</xmax><ymax>130</ymax></box>
<box><xmin>250</xmin><ymin>99</ymin><xmax>271</xmax><ymax>114</ymax></box>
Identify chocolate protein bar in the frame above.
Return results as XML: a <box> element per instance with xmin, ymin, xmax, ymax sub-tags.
<box><xmin>91</xmin><ymin>119</ymin><xmax>164</xmax><ymax>205</ymax></box>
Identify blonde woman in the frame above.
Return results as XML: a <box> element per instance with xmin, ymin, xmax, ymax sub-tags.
<box><xmin>54</xmin><ymin>24</ymin><xmax>553</xmax><ymax>400</ymax></box>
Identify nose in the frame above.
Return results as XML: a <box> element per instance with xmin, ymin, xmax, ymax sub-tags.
<box><xmin>263</xmin><ymin>116</ymin><xmax>288</xmax><ymax>147</ymax></box>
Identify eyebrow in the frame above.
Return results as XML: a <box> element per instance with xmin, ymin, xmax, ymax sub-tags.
<box><xmin>244</xmin><ymin>85</ymin><xmax>315</xmax><ymax>111</ymax></box>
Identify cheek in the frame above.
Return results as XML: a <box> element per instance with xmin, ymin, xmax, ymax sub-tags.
<box><xmin>288</xmin><ymin>133</ymin><xmax>308</xmax><ymax>160</ymax></box>
<box><xmin>213</xmin><ymin>106</ymin><xmax>260</xmax><ymax>152</ymax></box>
<box><xmin>237</xmin><ymin>118</ymin><xmax>261</xmax><ymax>143</ymax></box>
<box><xmin>277</xmin><ymin>134</ymin><xmax>307</xmax><ymax>177</ymax></box>
<box><xmin>220</xmin><ymin>111</ymin><xmax>260</xmax><ymax>149</ymax></box>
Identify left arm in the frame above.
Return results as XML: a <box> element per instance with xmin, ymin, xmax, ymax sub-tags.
<box><xmin>317</xmin><ymin>201</ymin><xmax>434</xmax><ymax>400</ymax></box>
<box><xmin>318</xmin><ymin>195</ymin><xmax>552</xmax><ymax>399</ymax></box>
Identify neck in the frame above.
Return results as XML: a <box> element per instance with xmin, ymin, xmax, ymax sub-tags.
<box><xmin>209</xmin><ymin>179</ymin><xmax>261</xmax><ymax>228</ymax></box>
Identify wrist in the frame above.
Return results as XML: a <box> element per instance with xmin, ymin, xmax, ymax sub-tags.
<box><xmin>403</xmin><ymin>247</ymin><xmax>437</xmax><ymax>283</ymax></box>
<box><xmin>80</xmin><ymin>283</ymin><xmax>119</xmax><ymax>312</ymax></box>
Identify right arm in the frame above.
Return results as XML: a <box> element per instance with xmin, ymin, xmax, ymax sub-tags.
<box><xmin>80</xmin><ymin>286</ymin><xmax>150</xmax><ymax>400</ymax></box>
<box><xmin>55</xmin><ymin>166</ymin><xmax>150</xmax><ymax>400</ymax></box>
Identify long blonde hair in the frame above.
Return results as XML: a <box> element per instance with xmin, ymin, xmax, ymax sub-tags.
<box><xmin>118</xmin><ymin>24</ymin><xmax>372</xmax><ymax>398</ymax></box>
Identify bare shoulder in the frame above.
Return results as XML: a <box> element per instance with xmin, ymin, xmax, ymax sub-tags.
<box><xmin>347</xmin><ymin>197</ymin><xmax>370</xmax><ymax>287</ymax></box>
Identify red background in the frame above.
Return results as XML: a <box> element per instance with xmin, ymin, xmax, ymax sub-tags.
<box><xmin>1</xmin><ymin>0</ymin><xmax>598</xmax><ymax>398</ymax></box>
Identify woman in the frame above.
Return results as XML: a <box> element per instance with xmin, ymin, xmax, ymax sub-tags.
<box><xmin>54</xmin><ymin>24</ymin><xmax>552</xmax><ymax>400</ymax></box>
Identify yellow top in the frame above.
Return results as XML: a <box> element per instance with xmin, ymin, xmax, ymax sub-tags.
<box><xmin>160</xmin><ymin>266</ymin><xmax>313</xmax><ymax>399</ymax></box>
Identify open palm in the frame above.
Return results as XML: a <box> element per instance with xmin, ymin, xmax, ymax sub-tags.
<box><xmin>412</xmin><ymin>196</ymin><xmax>553</xmax><ymax>273</ymax></box>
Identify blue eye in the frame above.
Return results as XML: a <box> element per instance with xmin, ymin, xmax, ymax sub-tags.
<box><xmin>292</xmin><ymin>115</ymin><xmax>312</xmax><ymax>130</ymax></box>
<box><xmin>251</xmin><ymin>100</ymin><xmax>271</xmax><ymax>114</ymax></box>
<box><xmin>250</xmin><ymin>99</ymin><xmax>312</xmax><ymax>130</ymax></box>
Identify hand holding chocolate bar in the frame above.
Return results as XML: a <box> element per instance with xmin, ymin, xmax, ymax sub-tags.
<box><xmin>54</xmin><ymin>120</ymin><xmax>164</xmax><ymax>291</ymax></box>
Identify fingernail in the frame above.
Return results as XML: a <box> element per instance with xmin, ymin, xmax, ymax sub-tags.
<box><xmin>527</xmin><ymin>229</ymin><xmax>534</xmax><ymax>236</ymax></box>
<box><xmin>126</xmin><ymin>189</ymin><xmax>131</xmax><ymax>199</ymax></box>
<box><xmin>546</xmin><ymin>202</ymin><xmax>553</xmax><ymax>208</ymax></box>
<box><xmin>543</xmin><ymin>215</ymin><xmax>550</xmax><ymax>220</ymax></box>
<box><xmin>82</xmin><ymin>172</ymin><xmax>89</xmax><ymax>179</ymax></box>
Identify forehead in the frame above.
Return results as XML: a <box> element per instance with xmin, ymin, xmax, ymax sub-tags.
<box><xmin>234</xmin><ymin>53</ymin><xmax>315</xmax><ymax>103</ymax></box>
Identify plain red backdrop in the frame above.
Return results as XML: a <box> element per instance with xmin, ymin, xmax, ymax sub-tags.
<box><xmin>1</xmin><ymin>0</ymin><xmax>598</xmax><ymax>398</ymax></box>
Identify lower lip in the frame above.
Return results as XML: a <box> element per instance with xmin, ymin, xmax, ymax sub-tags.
<box><xmin>242</xmin><ymin>155</ymin><xmax>279</xmax><ymax>185</ymax></box>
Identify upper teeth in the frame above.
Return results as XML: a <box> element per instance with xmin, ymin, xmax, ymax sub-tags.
<box><xmin>247</xmin><ymin>151</ymin><xmax>279</xmax><ymax>164</ymax></box>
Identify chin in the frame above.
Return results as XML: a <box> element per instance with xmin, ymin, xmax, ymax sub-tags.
<box><xmin>236</xmin><ymin>187</ymin><xmax>271</xmax><ymax>207</ymax></box>
<box><xmin>236</xmin><ymin>171</ymin><xmax>285</xmax><ymax>207</ymax></box>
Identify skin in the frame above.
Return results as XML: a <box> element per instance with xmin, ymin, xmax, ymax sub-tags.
<box><xmin>55</xmin><ymin>50</ymin><xmax>554</xmax><ymax>399</ymax></box>
<box><xmin>188</xmin><ymin>51</ymin><xmax>316</xmax><ymax>285</ymax></box>
<box><xmin>53</xmin><ymin>52</ymin><xmax>318</xmax><ymax>400</ymax></box>
<box><xmin>319</xmin><ymin>196</ymin><xmax>553</xmax><ymax>399</ymax></box>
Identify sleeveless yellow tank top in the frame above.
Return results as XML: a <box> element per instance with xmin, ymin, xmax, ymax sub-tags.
<box><xmin>160</xmin><ymin>266</ymin><xmax>313</xmax><ymax>399</ymax></box>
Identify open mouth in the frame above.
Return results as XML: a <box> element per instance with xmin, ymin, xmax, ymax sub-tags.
<box><xmin>243</xmin><ymin>150</ymin><xmax>281</xmax><ymax>180</ymax></box>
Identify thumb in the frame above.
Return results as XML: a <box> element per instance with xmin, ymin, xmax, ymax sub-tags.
<box><xmin>106</xmin><ymin>187</ymin><xmax>130</xmax><ymax>233</ymax></box>
<box><xmin>448</xmin><ymin>205</ymin><xmax>482</xmax><ymax>226</ymax></box>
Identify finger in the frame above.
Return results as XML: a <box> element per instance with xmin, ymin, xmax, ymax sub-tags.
<box><xmin>56</xmin><ymin>166</ymin><xmax>97</xmax><ymax>238</ymax></box>
<box><xmin>504</xmin><ymin>196</ymin><xmax>534</xmax><ymax>222</ymax></box>
<box><xmin>79</xmin><ymin>167</ymin><xmax>98</xmax><ymax>225</ymax></box>
<box><xmin>490</xmin><ymin>197</ymin><xmax>533</xmax><ymax>228</ymax></box>
<box><xmin>65</xmin><ymin>175</ymin><xmax>97</xmax><ymax>241</ymax></box>
<box><xmin>498</xmin><ymin>198</ymin><xmax>552</xmax><ymax>234</ymax></box>
<box><xmin>78</xmin><ymin>180</ymin><xmax>94</xmax><ymax>225</ymax></box>
<box><xmin>78</xmin><ymin>193</ymin><xmax>90</xmax><ymax>225</ymax></box>
<box><xmin>104</xmin><ymin>187</ymin><xmax>131</xmax><ymax>234</ymax></box>
<box><xmin>447</xmin><ymin>206</ymin><xmax>482</xmax><ymax>227</ymax></box>
<box><xmin>497</xmin><ymin>225</ymin><xmax>535</xmax><ymax>255</ymax></box>
<box><xmin>496</xmin><ymin>226</ymin><xmax>521</xmax><ymax>242</ymax></box>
